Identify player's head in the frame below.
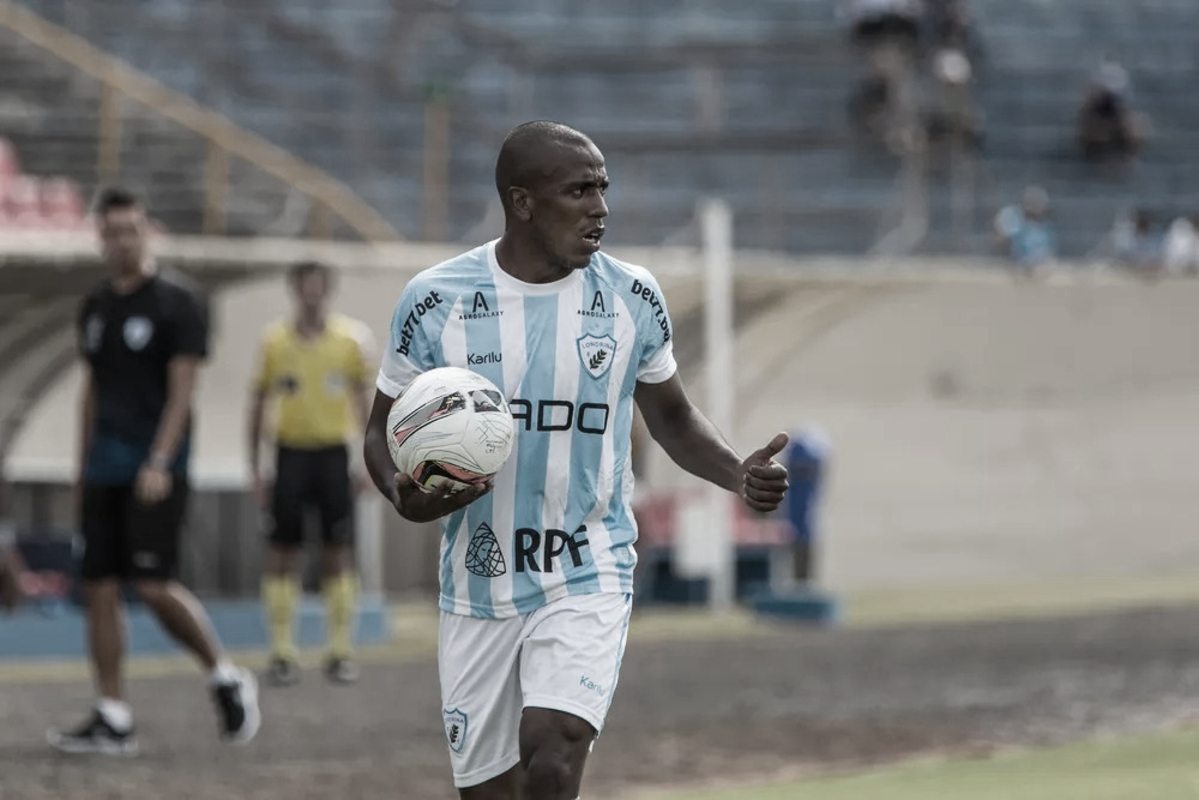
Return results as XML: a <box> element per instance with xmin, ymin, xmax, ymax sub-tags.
<box><xmin>288</xmin><ymin>260</ymin><xmax>333</xmax><ymax>316</ymax></box>
<box><xmin>495</xmin><ymin>121</ymin><xmax>608</xmax><ymax>271</ymax></box>
<box><xmin>94</xmin><ymin>186</ymin><xmax>149</xmax><ymax>273</ymax></box>
<box><xmin>1021</xmin><ymin>185</ymin><xmax>1049</xmax><ymax>220</ymax></box>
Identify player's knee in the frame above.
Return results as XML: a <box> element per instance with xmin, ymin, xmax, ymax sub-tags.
<box><xmin>132</xmin><ymin>579</ymin><xmax>170</xmax><ymax>605</ymax></box>
<box><xmin>521</xmin><ymin>714</ymin><xmax>593</xmax><ymax>800</ymax></box>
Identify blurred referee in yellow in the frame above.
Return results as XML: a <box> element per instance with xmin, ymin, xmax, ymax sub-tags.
<box><xmin>247</xmin><ymin>261</ymin><xmax>371</xmax><ymax>686</ymax></box>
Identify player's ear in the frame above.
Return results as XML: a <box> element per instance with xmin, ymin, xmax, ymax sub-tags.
<box><xmin>508</xmin><ymin>186</ymin><xmax>533</xmax><ymax>221</ymax></box>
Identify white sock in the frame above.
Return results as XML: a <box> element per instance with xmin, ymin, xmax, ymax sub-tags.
<box><xmin>209</xmin><ymin>659</ymin><xmax>240</xmax><ymax>686</ymax></box>
<box><xmin>96</xmin><ymin>698</ymin><xmax>132</xmax><ymax>732</ymax></box>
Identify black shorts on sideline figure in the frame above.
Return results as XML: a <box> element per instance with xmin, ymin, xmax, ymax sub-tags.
<box><xmin>270</xmin><ymin>445</ymin><xmax>353</xmax><ymax>547</ymax></box>
<box><xmin>81</xmin><ymin>480</ymin><xmax>190</xmax><ymax>581</ymax></box>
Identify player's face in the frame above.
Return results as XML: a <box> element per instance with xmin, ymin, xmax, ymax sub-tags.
<box><xmin>98</xmin><ymin>207</ymin><xmax>148</xmax><ymax>273</ymax></box>
<box><xmin>293</xmin><ymin>271</ymin><xmax>330</xmax><ymax>315</ymax></box>
<box><xmin>528</xmin><ymin>144</ymin><xmax>609</xmax><ymax>271</ymax></box>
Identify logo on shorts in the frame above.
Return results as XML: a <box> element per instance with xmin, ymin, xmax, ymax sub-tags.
<box><xmin>579</xmin><ymin>675</ymin><xmax>607</xmax><ymax>697</ymax></box>
<box><xmin>443</xmin><ymin>707</ymin><xmax>469</xmax><ymax>754</ymax></box>
<box><xmin>123</xmin><ymin>316</ymin><xmax>154</xmax><ymax>351</ymax></box>
<box><xmin>577</xmin><ymin>334</ymin><xmax>616</xmax><ymax>379</ymax></box>
<box><xmin>465</xmin><ymin>523</ymin><xmax>507</xmax><ymax>578</ymax></box>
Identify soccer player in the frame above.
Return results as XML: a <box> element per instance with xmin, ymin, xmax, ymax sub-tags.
<box><xmin>48</xmin><ymin>187</ymin><xmax>259</xmax><ymax>755</ymax></box>
<box><xmin>248</xmin><ymin>261</ymin><xmax>371</xmax><ymax>686</ymax></box>
<box><xmin>363</xmin><ymin>122</ymin><xmax>790</xmax><ymax>799</ymax></box>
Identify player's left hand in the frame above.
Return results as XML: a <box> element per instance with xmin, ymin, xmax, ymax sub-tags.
<box><xmin>135</xmin><ymin>464</ymin><xmax>172</xmax><ymax>505</ymax></box>
<box><xmin>739</xmin><ymin>432</ymin><xmax>789</xmax><ymax>513</ymax></box>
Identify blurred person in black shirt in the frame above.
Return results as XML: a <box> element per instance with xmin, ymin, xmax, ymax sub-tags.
<box><xmin>1078</xmin><ymin>58</ymin><xmax>1148</xmax><ymax>162</ymax></box>
<box><xmin>47</xmin><ymin>187</ymin><xmax>260</xmax><ymax>756</ymax></box>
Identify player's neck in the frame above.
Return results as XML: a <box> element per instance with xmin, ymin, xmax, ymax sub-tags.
<box><xmin>295</xmin><ymin>310</ymin><xmax>326</xmax><ymax>338</ymax></box>
<box><xmin>109</xmin><ymin>259</ymin><xmax>156</xmax><ymax>295</ymax></box>
<box><xmin>495</xmin><ymin>235</ymin><xmax>572</xmax><ymax>285</ymax></box>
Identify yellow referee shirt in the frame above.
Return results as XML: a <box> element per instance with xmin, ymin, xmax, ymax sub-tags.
<box><xmin>254</xmin><ymin>314</ymin><xmax>371</xmax><ymax>448</ymax></box>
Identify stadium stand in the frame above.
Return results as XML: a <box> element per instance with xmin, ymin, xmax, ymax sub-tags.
<box><xmin>11</xmin><ymin>0</ymin><xmax>1199</xmax><ymax>256</ymax></box>
<box><xmin>0</xmin><ymin>137</ymin><xmax>87</xmax><ymax>230</ymax></box>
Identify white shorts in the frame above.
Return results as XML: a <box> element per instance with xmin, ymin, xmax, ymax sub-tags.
<box><xmin>438</xmin><ymin>592</ymin><xmax>633</xmax><ymax>789</ymax></box>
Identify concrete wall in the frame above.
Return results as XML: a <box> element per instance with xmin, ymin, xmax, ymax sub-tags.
<box><xmin>10</xmin><ymin>263</ymin><xmax>1199</xmax><ymax>597</ymax></box>
<box><xmin>668</xmin><ymin>273</ymin><xmax>1199</xmax><ymax>592</ymax></box>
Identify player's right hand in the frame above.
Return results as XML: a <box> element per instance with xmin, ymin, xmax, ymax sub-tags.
<box><xmin>392</xmin><ymin>472</ymin><xmax>491</xmax><ymax>523</ymax></box>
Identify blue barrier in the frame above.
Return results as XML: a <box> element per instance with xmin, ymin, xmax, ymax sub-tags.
<box><xmin>0</xmin><ymin>597</ymin><xmax>389</xmax><ymax>660</ymax></box>
<box><xmin>748</xmin><ymin>588</ymin><xmax>840</xmax><ymax>625</ymax></box>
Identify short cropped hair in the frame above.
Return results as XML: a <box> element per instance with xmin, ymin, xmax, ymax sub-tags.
<box><xmin>93</xmin><ymin>186</ymin><xmax>143</xmax><ymax>216</ymax></box>
<box><xmin>288</xmin><ymin>260</ymin><xmax>333</xmax><ymax>284</ymax></box>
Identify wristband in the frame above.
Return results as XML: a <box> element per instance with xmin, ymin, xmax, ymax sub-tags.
<box><xmin>147</xmin><ymin>451</ymin><xmax>172</xmax><ymax>471</ymax></box>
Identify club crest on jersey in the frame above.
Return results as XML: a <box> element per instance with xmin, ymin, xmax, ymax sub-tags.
<box><xmin>443</xmin><ymin>708</ymin><xmax>469</xmax><ymax>754</ymax></box>
<box><xmin>577</xmin><ymin>334</ymin><xmax>616</xmax><ymax>379</ymax></box>
<box><xmin>123</xmin><ymin>316</ymin><xmax>154</xmax><ymax>351</ymax></box>
<box><xmin>83</xmin><ymin>314</ymin><xmax>104</xmax><ymax>353</ymax></box>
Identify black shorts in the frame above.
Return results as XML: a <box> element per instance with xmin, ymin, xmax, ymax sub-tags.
<box><xmin>270</xmin><ymin>445</ymin><xmax>354</xmax><ymax>548</ymax></box>
<box><xmin>81</xmin><ymin>479</ymin><xmax>189</xmax><ymax>581</ymax></box>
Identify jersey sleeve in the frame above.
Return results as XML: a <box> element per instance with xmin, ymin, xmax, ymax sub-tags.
<box><xmin>376</xmin><ymin>280</ymin><xmax>440</xmax><ymax>398</ymax></box>
<box><xmin>168</xmin><ymin>286</ymin><xmax>209</xmax><ymax>359</ymax></box>
<box><xmin>631</xmin><ymin>271</ymin><xmax>677</xmax><ymax>384</ymax></box>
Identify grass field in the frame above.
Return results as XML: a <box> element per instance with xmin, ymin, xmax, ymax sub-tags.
<box><xmin>644</xmin><ymin>727</ymin><xmax>1199</xmax><ymax>800</ymax></box>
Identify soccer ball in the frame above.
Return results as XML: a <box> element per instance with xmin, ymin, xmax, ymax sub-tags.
<box><xmin>386</xmin><ymin>367</ymin><xmax>516</xmax><ymax>493</ymax></box>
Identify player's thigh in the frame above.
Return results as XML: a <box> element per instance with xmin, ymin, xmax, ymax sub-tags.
<box><xmin>269</xmin><ymin>447</ymin><xmax>307</xmax><ymax>547</ymax></box>
<box><xmin>519</xmin><ymin>592</ymin><xmax>633</xmax><ymax>736</ymax></box>
<box><xmin>439</xmin><ymin>611</ymin><xmax>526</xmax><ymax>790</ymax></box>
<box><xmin>80</xmin><ymin>484</ymin><xmax>129</xmax><ymax>581</ymax></box>
<box><xmin>314</xmin><ymin>446</ymin><xmax>354</xmax><ymax>547</ymax></box>
<box><xmin>124</xmin><ymin>478</ymin><xmax>189</xmax><ymax>580</ymax></box>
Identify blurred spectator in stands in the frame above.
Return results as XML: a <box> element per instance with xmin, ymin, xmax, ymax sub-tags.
<box><xmin>1077</xmin><ymin>58</ymin><xmax>1149</xmax><ymax>163</ymax></box>
<box><xmin>927</xmin><ymin>0</ymin><xmax>984</xmax><ymax>69</ymax></box>
<box><xmin>845</xmin><ymin>0</ymin><xmax>925</xmax><ymax>145</ymax></box>
<box><xmin>994</xmin><ymin>186</ymin><xmax>1055</xmax><ymax>274</ymax></box>
<box><xmin>926</xmin><ymin>46</ymin><xmax>983</xmax><ymax>150</ymax></box>
<box><xmin>1110</xmin><ymin>208</ymin><xmax>1163</xmax><ymax>277</ymax></box>
<box><xmin>845</xmin><ymin>0</ymin><xmax>923</xmax><ymax>51</ymax></box>
<box><xmin>1163</xmin><ymin>213</ymin><xmax>1199</xmax><ymax>276</ymax></box>
<box><xmin>924</xmin><ymin>0</ymin><xmax>983</xmax><ymax>150</ymax></box>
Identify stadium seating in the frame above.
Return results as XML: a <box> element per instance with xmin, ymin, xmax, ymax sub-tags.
<box><xmin>12</xmin><ymin>0</ymin><xmax>1197</xmax><ymax>256</ymax></box>
<box><xmin>0</xmin><ymin>137</ymin><xmax>87</xmax><ymax>231</ymax></box>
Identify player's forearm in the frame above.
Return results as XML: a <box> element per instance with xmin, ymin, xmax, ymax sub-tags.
<box><xmin>148</xmin><ymin>359</ymin><xmax>198</xmax><ymax>467</ymax></box>
<box><xmin>363</xmin><ymin>391</ymin><xmax>400</xmax><ymax>501</ymax></box>
<box><xmin>76</xmin><ymin>374</ymin><xmax>95</xmax><ymax>481</ymax></box>
<box><xmin>647</xmin><ymin>402</ymin><xmax>743</xmax><ymax>494</ymax></box>
<box><xmin>363</xmin><ymin>424</ymin><xmax>401</xmax><ymax>506</ymax></box>
<box><xmin>246</xmin><ymin>389</ymin><xmax>266</xmax><ymax>477</ymax></box>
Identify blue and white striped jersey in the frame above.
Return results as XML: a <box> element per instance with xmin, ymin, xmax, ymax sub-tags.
<box><xmin>377</xmin><ymin>241</ymin><xmax>677</xmax><ymax>618</ymax></box>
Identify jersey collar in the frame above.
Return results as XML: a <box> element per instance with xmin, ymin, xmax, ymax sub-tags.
<box><xmin>487</xmin><ymin>240</ymin><xmax>584</xmax><ymax>296</ymax></box>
